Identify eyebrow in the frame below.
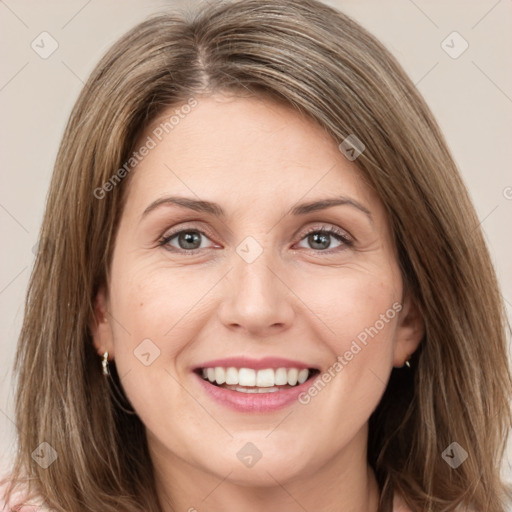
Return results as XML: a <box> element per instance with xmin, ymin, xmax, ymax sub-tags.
<box><xmin>141</xmin><ymin>195</ymin><xmax>372</xmax><ymax>222</ymax></box>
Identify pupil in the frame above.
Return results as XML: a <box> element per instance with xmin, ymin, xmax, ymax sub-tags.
<box><xmin>179</xmin><ymin>231</ymin><xmax>200</xmax><ymax>249</ymax></box>
<box><xmin>310</xmin><ymin>232</ymin><xmax>330</xmax><ymax>250</ymax></box>
<box><xmin>177</xmin><ymin>231</ymin><xmax>331</xmax><ymax>251</ymax></box>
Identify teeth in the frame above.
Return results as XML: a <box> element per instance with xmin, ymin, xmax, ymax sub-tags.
<box><xmin>215</xmin><ymin>367</ymin><xmax>226</xmax><ymax>385</ymax></box>
<box><xmin>239</xmin><ymin>368</ymin><xmax>256</xmax><ymax>386</ymax></box>
<box><xmin>256</xmin><ymin>368</ymin><xmax>274</xmax><ymax>387</ymax></box>
<box><xmin>275</xmin><ymin>367</ymin><xmax>288</xmax><ymax>385</ymax></box>
<box><xmin>200</xmin><ymin>367</ymin><xmax>312</xmax><ymax>387</ymax></box>
<box><xmin>287</xmin><ymin>368</ymin><xmax>298</xmax><ymax>386</ymax></box>
<box><xmin>225</xmin><ymin>367</ymin><xmax>239</xmax><ymax>385</ymax></box>
<box><xmin>297</xmin><ymin>368</ymin><xmax>309</xmax><ymax>384</ymax></box>
<box><xmin>223</xmin><ymin>385</ymin><xmax>282</xmax><ymax>393</ymax></box>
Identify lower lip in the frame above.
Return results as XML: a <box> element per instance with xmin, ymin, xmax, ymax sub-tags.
<box><xmin>194</xmin><ymin>372</ymin><xmax>317</xmax><ymax>413</ymax></box>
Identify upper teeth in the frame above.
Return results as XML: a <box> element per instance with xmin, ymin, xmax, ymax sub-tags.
<box><xmin>201</xmin><ymin>367</ymin><xmax>310</xmax><ymax>387</ymax></box>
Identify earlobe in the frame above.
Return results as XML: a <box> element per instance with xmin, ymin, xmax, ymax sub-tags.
<box><xmin>90</xmin><ymin>285</ymin><xmax>115</xmax><ymax>357</ymax></box>
<box><xmin>393</xmin><ymin>294</ymin><xmax>424</xmax><ymax>368</ymax></box>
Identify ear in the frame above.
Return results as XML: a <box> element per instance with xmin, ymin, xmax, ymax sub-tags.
<box><xmin>393</xmin><ymin>293</ymin><xmax>424</xmax><ymax>367</ymax></box>
<box><xmin>90</xmin><ymin>284</ymin><xmax>115</xmax><ymax>359</ymax></box>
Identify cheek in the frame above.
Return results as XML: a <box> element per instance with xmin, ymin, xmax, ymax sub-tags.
<box><xmin>106</xmin><ymin>256</ymin><xmax>222</xmax><ymax>410</ymax></box>
<box><xmin>106</xmin><ymin>262</ymin><xmax>197</xmax><ymax>429</ymax></box>
<box><xmin>108</xmin><ymin>255</ymin><xmax>202</xmax><ymax>345</ymax></box>
<box><xmin>292</xmin><ymin>267</ymin><xmax>400</xmax><ymax>347</ymax></box>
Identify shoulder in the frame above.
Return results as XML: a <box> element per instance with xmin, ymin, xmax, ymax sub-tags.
<box><xmin>0</xmin><ymin>475</ymin><xmax>50</xmax><ymax>512</ymax></box>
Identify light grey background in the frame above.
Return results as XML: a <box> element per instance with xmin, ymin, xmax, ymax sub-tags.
<box><xmin>1</xmin><ymin>0</ymin><xmax>511</xmax><ymax>481</ymax></box>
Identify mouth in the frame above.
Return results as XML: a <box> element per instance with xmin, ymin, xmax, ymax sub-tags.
<box><xmin>191</xmin><ymin>357</ymin><xmax>322</xmax><ymax>412</ymax></box>
<box><xmin>194</xmin><ymin>366</ymin><xmax>321</xmax><ymax>394</ymax></box>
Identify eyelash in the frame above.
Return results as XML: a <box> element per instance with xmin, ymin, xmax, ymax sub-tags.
<box><xmin>158</xmin><ymin>224</ymin><xmax>354</xmax><ymax>255</ymax></box>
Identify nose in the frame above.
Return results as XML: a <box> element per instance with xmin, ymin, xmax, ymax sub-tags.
<box><xmin>217</xmin><ymin>246</ymin><xmax>295</xmax><ymax>337</ymax></box>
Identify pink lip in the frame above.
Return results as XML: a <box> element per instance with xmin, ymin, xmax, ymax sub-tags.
<box><xmin>193</xmin><ymin>356</ymin><xmax>315</xmax><ymax>371</ymax></box>
<box><xmin>194</xmin><ymin>371</ymin><xmax>318</xmax><ymax>412</ymax></box>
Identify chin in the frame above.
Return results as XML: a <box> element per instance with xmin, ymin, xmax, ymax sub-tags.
<box><xmin>198</xmin><ymin>441</ymin><xmax>314</xmax><ymax>486</ymax></box>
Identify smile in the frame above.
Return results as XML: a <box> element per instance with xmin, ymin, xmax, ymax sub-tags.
<box><xmin>198</xmin><ymin>366</ymin><xmax>318</xmax><ymax>392</ymax></box>
<box><xmin>192</xmin><ymin>357</ymin><xmax>321</xmax><ymax>411</ymax></box>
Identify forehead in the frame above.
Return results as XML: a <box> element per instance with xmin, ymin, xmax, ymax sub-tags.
<box><xmin>124</xmin><ymin>94</ymin><xmax>380</xmax><ymax>217</ymax></box>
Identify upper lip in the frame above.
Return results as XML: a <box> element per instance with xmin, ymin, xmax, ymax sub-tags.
<box><xmin>193</xmin><ymin>356</ymin><xmax>318</xmax><ymax>371</ymax></box>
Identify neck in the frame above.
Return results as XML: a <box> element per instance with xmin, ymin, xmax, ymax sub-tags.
<box><xmin>151</xmin><ymin>425</ymin><xmax>380</xmax><ymax>512</ymax></box>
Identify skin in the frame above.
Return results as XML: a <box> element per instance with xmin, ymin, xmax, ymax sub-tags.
<box><xmin>92</xmin><ymin>93</ymin><xmax>423</xmax><ymax>512</ymax></box>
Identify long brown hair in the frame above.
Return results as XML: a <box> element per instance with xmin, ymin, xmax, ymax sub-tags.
<box><xmin>5</xmin><ymin>0</ymin><xmax>511</xmax><ymax>510</ymax></box>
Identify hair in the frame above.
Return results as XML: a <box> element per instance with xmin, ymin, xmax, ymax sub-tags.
<box><xmin>4</xmin><ymin>0</ymin><xmax>511</xmax><ymax>510</ymax></box>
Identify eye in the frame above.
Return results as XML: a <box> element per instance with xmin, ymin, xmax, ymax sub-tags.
<box><xmin>159</xmin><ymin>229</ymin><xmax>215</xmax><ymax>253</ymax></box>
<box><xmin>295</xmin><ymin>225</ymin><xmax>353</xmax><ymax>252</ymax></box>
<box><xmin>158</xmin><ymin>224</ymin><xmax>353</xmax><ymax>254</ymax></box>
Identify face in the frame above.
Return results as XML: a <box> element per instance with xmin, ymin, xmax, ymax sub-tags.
<box><xmin>92</xmin><ymin>93</ymin><xmax>422</xmax><ymax>491</ymax></box>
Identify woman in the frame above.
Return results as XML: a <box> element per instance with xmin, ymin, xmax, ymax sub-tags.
<box><xmin>1</xmin><ymin>0</ymin><xmax>511</xmax><ymax>510</ymax></box>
